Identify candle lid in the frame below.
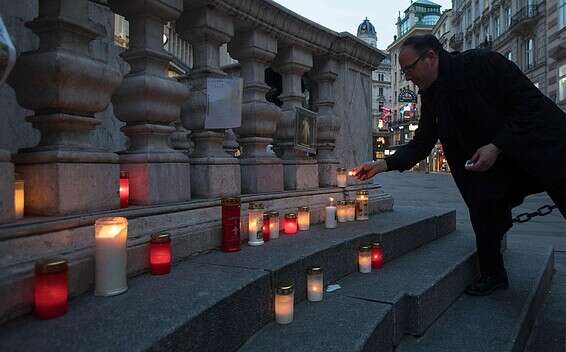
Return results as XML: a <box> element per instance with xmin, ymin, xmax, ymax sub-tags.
<box><xmin>35</xmin><ymin>258</ymin><xmax>68</xmax><ymax>274</ymax></box>
<box><xmin>307</xmin><ymin>266</ymin><xmax>323</xmax><ymax>275</ymax></box>
<box><xmin>151</xmin><ymin>233</ymin><xmax>171</xmax><ymax>243</ymax></box>
<box><xmin>248</xmin><ymin>202</ymin><xmax>264</xmax><ymax>210</ymax></box>
<box><xmin>276</xmin><ymin>282</ymin><xmax>294</xmax><ymax>295</ymax></box>
<box><xmin>356</xmin><ymin>190</ymin><xmax>369</xmax><ymax>195</ymax></box>
<box><xmin>337</xmin><ymin>200</ymin><xmax>348</xmax><ymax>205</ymax></box>
<box><xmin>298</xmin><ymin>206</ymin><xmax>309</xmax><ymax>212</ymax></box>
<box><xmin>120</xmin><ymin>170</ymin><xmax>129</xmax><ymax>178</ymax></box>
<box><xmin>372</xmin><ymin>241</ymin><xmax>383</xmax><ymax>248</ymax></box>
<box><xmin>359</xmin><ymin>245</ymin><xmax>372</xmax><ymax>252</ymax></box>
<box><xmin>263</xmin><ymin>212</ymin><xmax>270</xmax><ymax>219</ymax></box>
<box><xmin>348</xmin><ymin>200</ymin><xmax>356</xmax><ymax>205</ymax></box>
<box><xmin>268</xmin><ymin>211</ymin><xmax>279</xmax><ymax>218</ymax></box>
<box><xmin>221</xmin><ymin>197</ymin><xmax>240</xmax><ymax>206</ymax></box>
<box><xmin>336</xmin><ymin>167</ymin><xmax>347</xmax><ymax>172</ymax></box>
<box><xmin>285</xmin><ymin>213</ymin><xmax>297</xmax><ymax>219</ymax></box>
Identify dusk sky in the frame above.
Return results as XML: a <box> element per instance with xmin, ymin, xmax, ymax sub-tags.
<box><xmin>274</xmin><ymin>0</ymin><xmax>453</xmax><ymax>50</ymax></box>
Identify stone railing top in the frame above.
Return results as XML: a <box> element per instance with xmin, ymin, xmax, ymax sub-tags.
<box><xmin>205</xmin><ymin>0</ymin><xmax>385</xmax><ymax>70</ymax></box>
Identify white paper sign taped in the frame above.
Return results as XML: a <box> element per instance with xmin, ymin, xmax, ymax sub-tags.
<box><xmin>205</xmin><ymin>78</ymin><xmax>243</xmax><ymax>129</ymax></box>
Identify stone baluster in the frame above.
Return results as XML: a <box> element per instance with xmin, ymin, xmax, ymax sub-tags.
<box><xmin>170</xmin><ymin>119</ymin><xmax>191</xmax><ymax>153</ymax></box>
<box><xmin>223</xmin><ymin>129</ymin><xmax>239</xmax><ymax>157</ymax></box>
<box><xmin>9</xmin><ymin>0</ymin><xmax>122</xmax><ymax>215</ymax></box>
<box><xmin>0</xmin><ymin>152</ymin><xmax>14</xmax><ymax>223</ymax></box>
<box><xmin>273</xmin><ymin>46</ymin><xmax>318</xmax><ymax>191</ymax></box>
<box><xmin>176</xmin><ymin>6</ymin><xmax>240</xmax><ymax>198</ymax></box>
<box><xmin>312</xmin><ymin>57</ymin><xmax>340</xmax><ymax>187</ymax></box>
<box><xmin>109</xmin><ymin>0</ymin><xmax>191</xmax><ymax>205</ymax></box>
<box><xmin>228</xmin><ymin>29</ymin><xmax>284</xmax><ymax>194</ymax></box>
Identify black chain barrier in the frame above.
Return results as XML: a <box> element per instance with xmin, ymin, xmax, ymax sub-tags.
<box><xmin>513</xmin><ymin>204</ymin><xmax>558</xmax><ymax>224</ymax></box>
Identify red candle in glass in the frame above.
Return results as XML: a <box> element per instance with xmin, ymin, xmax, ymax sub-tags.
<box><xmin>149</xmin><ymin>233</ymin><xmax>172</xmax><ymax>275</ymax></box>
<box><xmin>284</xmin><ymin>213</ymin><xmax>298</xmax><ymax>235</ymax></box>
<box><xmin>371</xmin><ymin>242</ymin><xmax>384</xmax><ymax>269</ymax></box>
<box><xmin>34</xmin><ymin>258</ymin><xmax>68</xmax><ymax>320</ymax></box>
<box><xmin>119</xmin><ymin>170</ymin><xmax>129</xmax><ymax>208</ymax></box>
<box><xmin>262</xmin><ymin>213</ymin><xmax>271</xmax><ymax>241</ymax></box>
<box><xmin>221</xmin><ymin>197</ymin><xmax>241</xmax><ymax>252</ymax></box>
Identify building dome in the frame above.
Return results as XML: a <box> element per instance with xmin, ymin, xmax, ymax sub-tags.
<box><xmin>357</xmin><ymin>18</ymin><xmax>377</xmax><ymax>38</ymax></box>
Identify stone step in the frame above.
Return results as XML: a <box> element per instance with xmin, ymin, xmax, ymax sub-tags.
<box><xmin>0</xmin><ymin>206</ymin><xmax>455</xmax><ymax>352</ymax></box>
<box><xmin>396</xmin><ymin>243</ymin><xmax>554</xmax><ymax>352</ymax></box>
<box><xmin>238</xmin><ymin>230</ymin><xmax>477</xmax><ymax>352</ymax></box>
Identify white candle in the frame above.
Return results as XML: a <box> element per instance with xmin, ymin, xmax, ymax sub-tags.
<box><xmin>269</xmin><ymin>211</ymin><xmax>280</xmax><ymax>239</ymax></box>
<box><xmin>14</xmin><ymin>174</ymin><xmax>24</xmax><ymax>219</ymax></box>
<box><xmin>337</xmin><ymin>201</ymin><xmax>348</xmax><ymax>223</ymax></box>
<box><xmin>325</xmin><ymin>198</ymin><xmax>337</xmax><ymax>229</ymax></box>
<box><xmin>307</xmin><ymin>267</ymin><xmax>323</xmax><ymax>302</ymax></box>
<box><xmin>359</xmin><ymin>245</ymin><xmax>372</xmax><ymax>273</ymax></box>
<box><xmin>336</xmin><ymin>168</ymin><xmax>347</xmax><ymax>188</ymax></box>
<box><xmin>347</xmin><ymin>201</ymin><xmax>356</xmax><ymax>222</ymax></box>
<box><xmin>95</xmin><ymin>217</ymin><xmax>128</xmax><ymax>296</ymax></box>
<box><xmin>248</xmin><ymin>203</ymin><xmax>264</xmax><ymax>246</ymax></box>
<box><xmin>275</xmin><ymin>283</ymin><xmax>294</xmax><ymax>324</ymax></box>
<box><xmin>356</xmin><ymin>190</ymin><xmax>369</xmax><ymax>220</ymax></box>
<box><xmin>298</xmin><ymin>207</ymin><xmax>310</xmax><ymax>231</ymax></box>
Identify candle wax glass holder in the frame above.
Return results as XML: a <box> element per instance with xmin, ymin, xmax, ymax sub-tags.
<box><xmin>298</xmin><ymin>207</ymin><xmax>310</xmax><ymax>231</ymax></box>
<box><xmin>307</xmin><ymin>266</ymin><xmax>324</xmax><ymax>302</ymax></box>
<box><xmin>356</xmin><ymin>190</ymin><xmax>369</xmax><ymax>221</ymax></box>
<box><xmin>34</xmin><ymin>258</ymin><xmax>68</xmax><ymax>320</ymax></box>
<box><xmin>221</xmin><ymin>197</ymin><xmax>241</xmax><ymax>252</ymax></box>
<box><xmin>284</xmin><ymin>213</ymin><xmax>298</xmax><ymax>234</ymax></box>
<box><xmin>149</xmin><ymin>233</ymin><xmax>172</xmax><ymax>275</ymax></box>
<box><xmin>275</xmin><ymin>283</ymin><xmax>294</xmax><ymax>324</ymax></box>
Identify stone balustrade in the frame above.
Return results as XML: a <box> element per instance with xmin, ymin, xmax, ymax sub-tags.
<box><xmin>0</xmin><ymin>0</ymin><xmax>387</xmax><ymax>324</ymax></box>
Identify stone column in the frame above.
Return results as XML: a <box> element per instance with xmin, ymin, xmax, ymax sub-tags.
<box><xmin>9</xmin><ymin>0</ymin><xmax>122</xmax><ymax>215</ymax></box>
<box><xmin>228</xmin><ymin>29</ymin><xmax>284</xmax><ymax>194</ymax></box>
<box><xmin>0</xmin><ymin>151</ymin><xmax>14</xmax><ymax>223</ymax></box>
<box><xmin>312</xmin><ymin>57</ymin><xmax>340</xmax><ymax>187</ymax></box>
<box><xmin>110</xmin><ymin>0</ymin><xmax>191</xmax><ymax>205</ymax></box>
<box><xmin>273</xmin><ymin>46</ymin><xmax>318</xmax><ymax>191</ymax></box>
<box><xmin>176</xmin><ymin>6</ymin><xmax>240</xmax><ymax>199</ymax></box>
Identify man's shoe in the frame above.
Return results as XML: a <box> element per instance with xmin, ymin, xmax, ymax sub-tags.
<box><xmin>465</xmin><ymin>274</ymin><xmax>509</xmax><ymax>296</ymax></box>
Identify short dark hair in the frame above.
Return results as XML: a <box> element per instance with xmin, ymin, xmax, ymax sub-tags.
<box><xmin>401</xmin><ymin>34</ymin><xmax>443</xmax><ymax>54</ymax></box>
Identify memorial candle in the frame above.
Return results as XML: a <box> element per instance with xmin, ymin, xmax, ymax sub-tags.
<box><xmin>358</xmin><ymin>245</ymin><xmax>372</xmax><ymax>273</ymax></box>
<box><xmin>371</xmin><ymin>242</ymin><xmax>384</xmax><ymax>269</ymax></box>
<box><xmin>336</xmin><ymin>201</ymin><xmax>348</xmax><ymax>223</ymax></box>
<box><xmin>149</xmin><ymin>233</ymin><xmax>171</xmax><ymax>275</ymax></box>
<box><xmin>325</xmin><ymin>198</ymin><xmax>337</xmax><ymax>229</ymax></box>
<box><xmin>269</xmin><ymin>211</ymin><xmax>280</xmax><ymax>239</ymax></box>
<box><xmin>307</xmin><ymin>266</ymin><xmax>323</xmax><ymax>302</ymax></box>
<box><xmin>119</xmin><ymin>171</ymin><xmax>129</xmax><ymax>208</ymax></box>
<box><xmin>284</xmin><ymin>213</ymin><xmax>298</xmax><ymax>235</ymax></box>
<box><xmin>347</xmin><ymin>200</ymin><xmax>356</xmax><ymax>222</ymax></box>
<box><xmin>95</xmin><ymin>217</ymin><xmax>128</xmax><ymax>296</ymax></box>
<box><xmin>336</xmin><ymin>168</ymin><xmax>347</xmax><ymax>188</ymax></box>
<box><xmin>34</xmin><ymin>258</ymin><xmax>68</xmax><ymax>320</ymax></box>
<box><xmin>275</xmin><ymin>283</ymin><xmax>294</xmax><ymax>324</ymax></box>
<box><xmin>356</xmin><ymin>190</ymin><xmax>369</xmax><ymax>220</ymax></box>
<box><xmin>248</xmin><ymin>203</ymin><xmax>264</xmax><ymax>246</ymax></box>
<box><xmin>221</xmin><ymin>197</ymin><xmax>241</xmax><ymax>252</ymax></box>
<box><xmin>298</xmin><ymin>207</ymin><xmax>310</xmax><ymax>231</ymax></box>
<box><xmin>262</xmin><ymin>212</ymin><xmax>271</xmax><ymax>242</ymax></box>
<box><xmin>14</xmin><ymin>173</ymin><xmax>24</xmax><ymax>219</ymax></box>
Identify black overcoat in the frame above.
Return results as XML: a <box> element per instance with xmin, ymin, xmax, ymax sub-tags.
<box><xmin>386</xmin><ymin>49</ymin><xmax>566</xmax><ymax>231</ymax></box>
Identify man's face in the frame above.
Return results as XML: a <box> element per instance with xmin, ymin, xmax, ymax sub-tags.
<box><xmin>399</xmin><ymin>46</ymin><xmax>438</xmax><ymax>89</ymax></box>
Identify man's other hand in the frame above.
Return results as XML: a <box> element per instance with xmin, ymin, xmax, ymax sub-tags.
<box><xmin>352</xmin><ymin>160</ymin><xmax>388</xmax><ymax>181</ymax></box>
<box><xmin>465</xmin><ymin>143</ymin><xmax>501</xmax><ymax>172</ymax></box>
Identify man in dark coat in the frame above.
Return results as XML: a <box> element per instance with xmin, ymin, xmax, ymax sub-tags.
<box><xmin>353</xmin><ymin>34</ymin><xmax>566</xmax><ymax>296</ymax></box>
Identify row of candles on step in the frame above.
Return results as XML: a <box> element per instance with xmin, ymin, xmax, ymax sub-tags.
<box><xmin>275</xmin><ymin>242</ymin><xmax>384</xmax><ymax>324</ymax></box>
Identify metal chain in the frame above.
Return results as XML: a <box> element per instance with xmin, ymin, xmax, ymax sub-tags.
<box><xmin>513</xmin><ymin>204</ymin><xmax>558</xmax><ymax>224</ymax></box>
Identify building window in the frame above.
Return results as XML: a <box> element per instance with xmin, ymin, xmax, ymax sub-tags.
<box><xmin>379</xmin><ymin>87</ymin><xmax>384</xmax><ymax>96</ymax></box>
<box><xmin>560</xmin><ymin>0</ymin><xmax>566</xmax><ymax>30</ymax></box>
<box><xmin>559</xmin><ymin>64</ymin><xmax>566</xmax><ymax>102</ymax></box>
<box><xmin>505</xmin><ymin>7</ymin><xmax>512</xmax><ymax>28</ymax></box>
<box><xmin>507</xmin><ymin>50</ymin><xmax>513</xmax><ymax>62</ymax></box>
<box><xmin>114</xmin><ymin>14</ymin><xmax>129</xmax><ymax>48</ymax></box>
<box><xmin>494</xmin><ymin>16</ymin><xmax>500</xmax><ymax>37</ymax></box>
<box><xmin>526</xmin><ymin>38</ymin><xmax>534</xmax><ymax>69</ymax></box>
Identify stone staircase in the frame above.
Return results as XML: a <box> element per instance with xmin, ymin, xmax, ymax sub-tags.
<box><xmin>0</xmin><ymin>206</ymin><xmax>553</xmax><ymax>352</ymax></box>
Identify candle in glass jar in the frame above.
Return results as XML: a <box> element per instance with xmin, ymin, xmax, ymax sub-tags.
<box><xmin>359</xmin><ymin>245</ymin><xmax>372</xmax><ymax>273</ymax></box>
<box><xmin>284</xmin><ymin>213</ymin><xmax>298</xmax><ymax>234</ymax></box>
<box><xmin>248</xmin><ymin>203</ymin><xmax>264</xmax><ymax>246</ymax></box>
<box><xmin>298</xmin><ymin>207</ymin><xmax>310</xmax><ymax>231</ymax></box>
<box><xmin>347</xmin><ymin>200</ymin><xmax>356</xmax><ymax>222</ymax></box>
<box><xmin>95</xmin><ymin>217</ymin><xmax>128</xmax><ymax>296</ymax></box>
<box><xmin>34</xmin><ymin>258</ymin><xmax>68</xmax><ymax>320</ymax></box>
<box><xmin>149</xmin><ymin>233</ymin><xmax>171</xmax><ymax>275</ymax></box>
<box><xmin>372</xmin><ymin>242</ymin><xmax>384</xmax><ymax>269</ymax></box>
<box><xmin>221</xmin><ymin>197</ymin><xmax>241</xmax><ymax>252</ymax></box>
<box><xmin>275</xmin><ymin>283</ymin><xmax>294</xmax><ymax>324</ymax></box>
<box><xmin>14</xmin><ymin>173</ymin><xmax>24</xmax><ymax>219</ymax></box>
<box><xmin>336</xmin><ymin>168</ymin><xmax>347</xmax><ymax>188</ymax></box>
<box><xmin>269</xmin><ymin>211</ymin><xmax>280</xmax><ymax>239</ymax></box>
<box><xmin>336</xmin><ymin>201</ymin><xmax>348</xmax><ymax>223</ymax></box>
<box><xmin>119</xmin><ymin>171</ymin><xmax>129</xmax><ymax>208</ymax></box>
<box><xmin>307</xmin><ymin>266</ymin><xmax>323</xmax><ymax>302</ymax></box>
<box><xmin>325</xmin><ymin>198</ymin><xmax>337</xmax><ymax>229</ymax></box>
<box><xmin>262</xmin><ymin>212</ymin><xmax>271</xmax><ymax>242</ymax></box>
<box><xmin>356</xmin><ymin>190</ymin><xmax>369</xmax><ymax>221</ymax></box>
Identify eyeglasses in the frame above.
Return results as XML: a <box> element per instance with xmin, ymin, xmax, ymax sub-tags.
<box><xmin>400</xmin><ymin>51</ymin><xmax>428</xmax><ymax>76</ymax></box>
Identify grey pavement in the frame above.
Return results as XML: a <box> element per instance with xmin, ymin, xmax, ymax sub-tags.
<box><xmin>375</xmin><ymin>171</ymin><xmax>566</xmax><ymax>352</ymax></box>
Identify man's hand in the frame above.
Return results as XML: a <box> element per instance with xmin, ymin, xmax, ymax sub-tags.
<box><xmin>465</xmin><ymin>143</ymin><xmax>501</xmax><ymax>172</ymax></box>
<box><xmin>352</xmin><ymin>160</ymin><xmax>388</xmax><ymax>181</ymax></box>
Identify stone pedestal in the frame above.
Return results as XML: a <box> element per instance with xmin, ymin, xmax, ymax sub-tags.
<box><xmin>9</xmin><ymin>0</ymin><xmax>122</xmax><ymax>215</ymax></box>
<box><xmin>177</xmin><ymin>6</ymin><xmax>240</xmax><ymax>198</ymax></box>
<box><xmin>110</xmin><ymin>0</ymin><xmax>191</xmax><ymax>205</ymax></box>
<box><xmin>228</xmin><ymin>29</ymin><xmax>284</xmax><ymax>194</ymax></box>
<box><xmin>274</xmin><ymin>46</ymin><xmax>318</xmax><ymax>191</ymax></box>
<box><xmin>0</xmin><ymin>151</ymin><xmax>14</xmax><ymax>223</ymax></box>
